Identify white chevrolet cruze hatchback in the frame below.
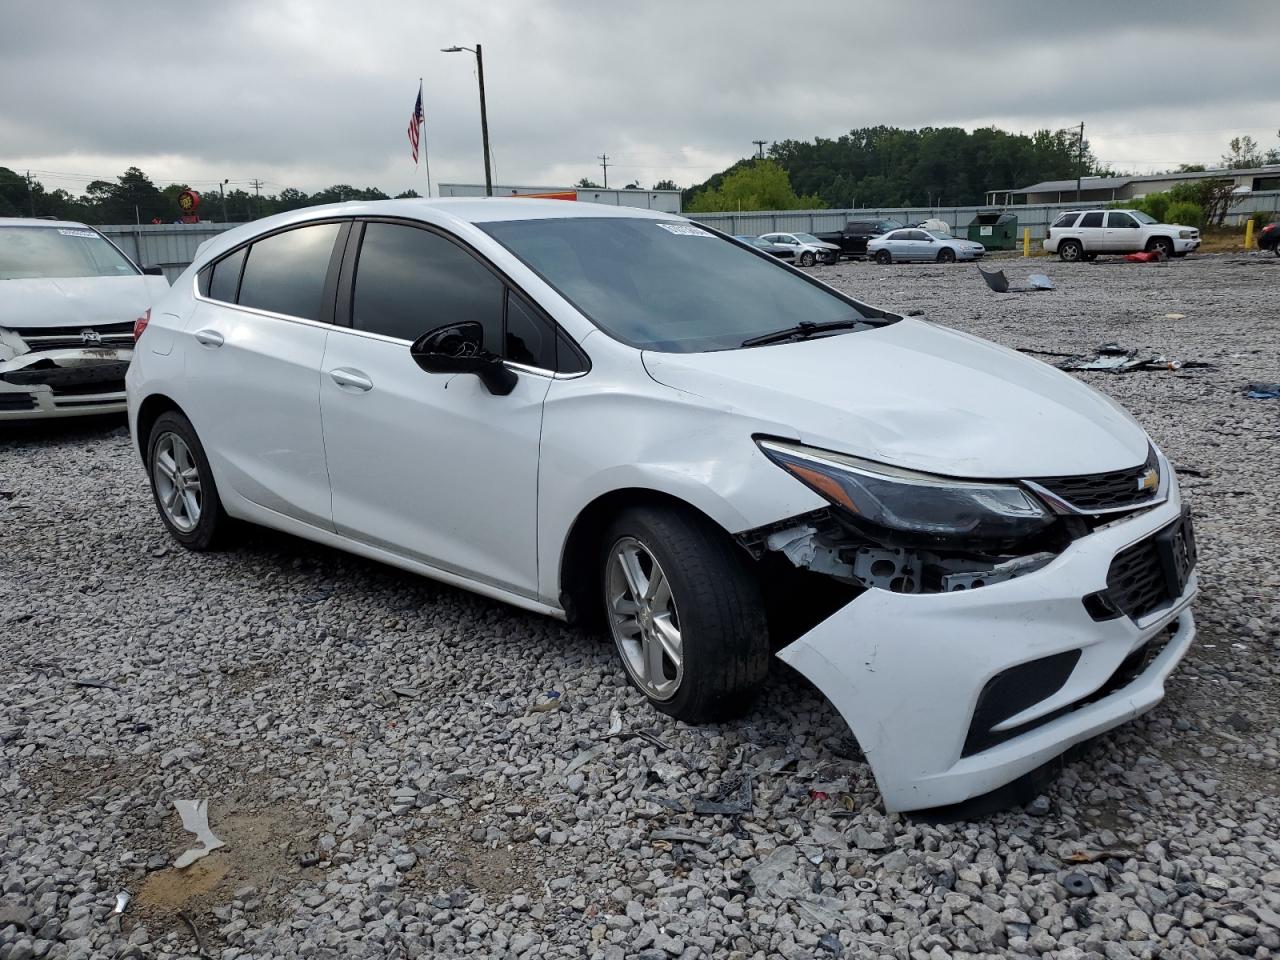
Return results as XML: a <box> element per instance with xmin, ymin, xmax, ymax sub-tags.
<box><xmin>127</xmin><ymin>199</ymin><xmax>1197</xmax><ymax>813</ymax></box>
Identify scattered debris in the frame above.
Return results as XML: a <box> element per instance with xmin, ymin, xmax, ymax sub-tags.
<box><xmin>173</xmin><ymin>799</ymin><xmax>227</xmax><ymax>869</ymax></box>
<box><xmin>644</xmin><ymin>794</ymin><xmax>689</xmax><ymax>813</ymax></box>
<box><xmin>1124</xmin><ymin>250</ymin><xmax>1165</xmax><ymax>263</ymax></box>
<box><xmin>817</xmin><ymin>931</ymin><xmax>844</xmax><ymax>956</ymax></box>
<box><xmin>1164</xmin><ymin>313</ymin><xmax>1186</xmax><ymax>319</ymax></box>
<box><xmin>1046</xmin><ymin>342</ymin><xmax>1212</xmax><ymax>374</ymax></box>
<box><xmin>70</xmin><ymin>677</ymin><xmax>120</xmax><ymax>691</ymax></box>
<box><xmin>978</xmin><ymin>266</ymin><xmax>1054</xmax><ymax>293</ymax></box>
<box><xmin>651</xmin><ymin>828</ymin><xmax>710</xmax><ymax>845</ymax></box>
<box><xmin>1245</xmin><ymin>382</ymin><xmax>1280</xmax><ymax>399</ymax></box>
<box><xmin>527</xmin><ymin>691</ymin><xmax>562</xmax><ymax>714</ymax></box>
<box><xmin>905</xmin><ymin>309</ymin><xmax>924</xmax><ymax>317</ymax></box>
<box><xmin>852</xmin><ymin>877</ymin><xmax>877</xmax><ymax>893</ymax></box>
<box><xmin>1062</xmin><ymin>848</ymin><xmax>1137</xmax><ymax>864</ymax></box>
<box><xmin>391</xmin><ymin>686</ymin><xmax>421</xmax><ymax>699</ymax></box>
<box><xmin>299</xmin><ymin>852</ymin><xmax>321</xmax><ymax>868</ymax></box>
<box><xmin>297</xmin><ymin>588</ymin><xmax>331</xmax><ymax>605</ymax></box>
<box><xmin>808</xmin><ymin>789</ymin><xmax>830</xmax><ymax>802</ymax></box>
<box><xmin>179</xmin><ymin>909</ymin><xmax>211</xmax><ymax>958</ymax></box>
<box><xmin>749</xmin><ymin>845</ymin><xmax>812</xmax><ymax>899</ymax></box>
<box><xmin>1062</xmin><ymin>872</ymin><xmax>1095</xmax><ymax>897</ymax></box>
<box><xmin>111</xmin><ymin>891</ymin><xmax>130</xmax><ymax>916</ymax></box>
<box><xmin>605</xmin><ymin>708</ymin><xmax>623</xmax><ymax>737</ymax></box>
<box><xmin>693</xmin><ymin>777</ymin><xmax>753</xmax><ymax>816</ymax></box>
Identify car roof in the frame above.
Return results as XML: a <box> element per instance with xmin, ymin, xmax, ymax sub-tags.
<box><xmin>189</xmin><ymin>198</ymin><xmax>686</xmax><ymax>269</ymax></box>
<box><xmin>0</xmin><ymin>218</ymin><xmax>94</xmax><ymax>229</ymax></box>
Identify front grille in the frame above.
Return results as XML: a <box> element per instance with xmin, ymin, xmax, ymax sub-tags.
<box><xmin>10</xmin><ymin>321</ymin><xmax>135</xmax><ymax>350</ymax></box>
<box><xmin>1032</xmin><ymin>448</ymin><xmax>1158</xmax><ymax>513</ymax></box>
<box><xmin>1107</xmin><ymin>537</ymin><xmax>1167</xmax><ymax>619</ymax></box>
<box><xmin>0</xmin><ymin>393</ymin><xmax>36</xmax><ymax>411</ymax></box>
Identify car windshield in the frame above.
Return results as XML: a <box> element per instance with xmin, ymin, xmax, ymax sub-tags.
<box><xmin>1131</xmin><ymin>210</ymin><xmax>1157</xmax><ymax>224</ymax></box>
<box><xmin>481</xmin><ymin>217</ymin><xmax>868</xmax><ymax>353</ymax></box>
<box><xmin>0</xmin><ymin>226</ymin><xmax>138</xmax><ymax>281</ymax></box>
<box><xmin>791</xmin><ymin>233</ymin><xmax>821</xmax><ymax>244</ymax></box>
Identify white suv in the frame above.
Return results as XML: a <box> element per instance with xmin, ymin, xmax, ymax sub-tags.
<box><xmin>1044</xmin><ymin>209</ymin><xmax>1200</xmax><ymax>261</ymax></box>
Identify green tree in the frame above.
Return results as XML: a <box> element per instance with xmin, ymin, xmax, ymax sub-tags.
<box><xmin>686</xmin><ymin>160</ymin><xmax>822</xmax><ymax>212</ymax></box>
<box><xmin>652</xmin><ymin>179</ymin><xmax>679</xmax><ymax>191</ymax></box>
<box><xmin>575</xmin><ymin>178</ymin><xmax>601</xmax><ymax>188</ymax></box>
<box><xmin>393</xmin><ymin>189</ymin><xmax>421</xmax><ymax>199</ymax></box>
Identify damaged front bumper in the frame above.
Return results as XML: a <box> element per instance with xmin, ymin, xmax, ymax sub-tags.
<box><xmin>0</xmin><ymin>346</ymin><xmax>132</xmax><ymax>419</ymax></box>
<box><xmin>777</xmin><ymin>489</ymin><xmax>1196</xmax><ymax>813</ymax></box>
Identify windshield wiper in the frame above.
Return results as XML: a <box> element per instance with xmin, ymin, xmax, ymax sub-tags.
<box><xmin>740</xmin><ymin>318</ymin><xmax>864</xmax><ymax>348</ymax></box>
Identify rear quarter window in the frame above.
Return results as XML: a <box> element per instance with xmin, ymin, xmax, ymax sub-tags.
<box><xmin>1052</xmin><ymin>213</ymin><xmax>1080</xmax><ymax>228</ymax></box>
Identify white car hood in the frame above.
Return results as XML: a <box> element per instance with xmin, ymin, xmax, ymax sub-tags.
<box><xmin>0</xmin><ymin>275</ymin><xmax>170</xmax><ymax>329</ymax></box>
<box><xmin>642</xmin><ymin>318</ymin><xmax>1150</xmax><ymax>478</ymax></box>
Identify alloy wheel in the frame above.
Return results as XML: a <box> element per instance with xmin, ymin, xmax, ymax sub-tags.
<box><xmin>605</xmin><ymin>536</ymin><xmax>684</xmax><ymax>700</ymax></box>
<box><xmin>152</xmin><ymin>432</ymin><xmax>203</xmax><ymax>533</ymax></box>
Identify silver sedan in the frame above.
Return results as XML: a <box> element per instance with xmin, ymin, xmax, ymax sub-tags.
<box><xmin>868</xmin><ymin>229</ymin><xmax>985</xmax><ymax>264</ymax></box>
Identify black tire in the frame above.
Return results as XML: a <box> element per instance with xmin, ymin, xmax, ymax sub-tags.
<box><xmin>1147</xmin><ymin>236</ymin><xmax>1174</xmax><ymax>258</ymax></box>
<box><xmin>1058</xmin><ymin>239</ymin><xmax>1083</xmax><ymax>262</ymax></box>
<box><xmin>874</xmin><ymin>249</ymin><xmax>892</xmax><ymax>265</ymax></box>
<box><xmin>1274</xmin><ymin>244</ymin><xmax>1280</xmax><ymax>258</ymax></box>
<box><xmin>146</xmin><ymin>411</ymin><xmax>231</xmax><ymax>551</ymax></box>
<box><xmin>800</xmin><ymin>251</ymin><xmax>816</xmax><ymax>267</ymax></box>
<box><xmin>600</xmin><ymin>506</ymin><xmax>769</xmax><ymax>723</ymax></box>
<box><xmin>936</xmin><ymin>247</ymin><xmax>956</xmax><ymax>263</ymax></box>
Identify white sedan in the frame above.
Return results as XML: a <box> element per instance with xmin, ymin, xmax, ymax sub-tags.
<box><xmin>757</xmin><ymin>231</ymin><xmax>840</xmax><ymax>266</ymax></box>
<box><xmin>127</xmin><ymin>199</ymin><xmax>1196</xmax><ymax>813</ymax></box>
<box><xmin>868</xmin><ymin>228</ymin><xmax>986</xmax><ymax>264</ymax></box>
<box><xmin>1</xmin><ymin>220</ymin><xmax>169</xmax><ymax>419</ymax></box>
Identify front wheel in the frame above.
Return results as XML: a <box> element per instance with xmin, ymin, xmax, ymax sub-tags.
<box><xmin>936</xmin><ymin>247</ymin><xmax>957</xmax><ymax>263</ymax></box>
<box><xmin>800</xmin><ymin>251</ymin><xmax>816</xmax><ymax>267</ymax></box>
<box><xmin>874</xmin><ymin>249</ymin><xmax>892</xmax><ymax>265</ymax></box>
<box><xmin>1147</xmin><ymin>237</ymin><xmax>1174</xmax><ymax>258</ymax></box>
<box><xmin>147</xmin><ymin>411</ymin><xmax>231</xmax><ymax>550</ymax></box>
<box><xmin>1058</xmin><ymin>239</ymin><xmax>1083</xmax><ymax>262</ymax></box>
<box><xmin>601</xmin><ymin>506</ymin><xmax>768</xmax><ymax>722</ymax></box>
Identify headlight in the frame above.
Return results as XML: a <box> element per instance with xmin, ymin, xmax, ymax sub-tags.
<box><xmin>758</xmin><ymin>439</ymin><xmax>1053</xmax><ymax>540</ymax></box>
<box><xmin>1179</xmin><ymin>230</ymin><xmax>1193</xmax><ymax>240</ymax></box>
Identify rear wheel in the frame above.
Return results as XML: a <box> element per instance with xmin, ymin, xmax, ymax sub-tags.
<box><xmin>800</xmin><ymin>251</ymin><xmax>816</xmax><ymax>267</ymax></box>
<box><xmin>874</xmin><ymin>249</ymin><xmax>892</xmax><ymax>265</ymax></box>
<box><xmin>1147</xmin><ymin>236</ymin><xmax>1174</xmax><ymax>258</ymax></box>
<box><xmin>147</xmin><ymin>411</ymin><xmax>230</xmax><ymax>550</ymax></box>
<box><xmin>1274</xmin><ymin>244</ymin><xmax>1280</xmax><ymax>258</ymax></box>
<box><xmin>936</xmin><ymin>247</ymin><xmax>957</xmax><ymax>263</ymax></box>
<box><xmin>601</xmin><ymin>506</ymin><xmax>768</xmax><ymax>722</ymax></box>
<box><xmin>1058</xmin><ymin>239</ymin><xmax>1083</xmax><ymax>262</ymax></box>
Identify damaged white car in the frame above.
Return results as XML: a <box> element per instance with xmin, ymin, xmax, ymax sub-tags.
<box><xmin>126</xmin><ymin>199</ymin><xmax>1197</xmax><ymax>813</ymax></box>
<box><xmin>1</xmin><ymin>219</ymin><xmax>168</xmax><ymax>419</ymax></box>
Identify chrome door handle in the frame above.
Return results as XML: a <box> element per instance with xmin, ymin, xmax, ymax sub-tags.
<box><xmin>194</xmin><ymin>329</ymin><xmax>224</xmax><ymax>348</ymax></box>
<box><xmin>329</xmin><ymin>368</ymin><xmax>373</xmax><ymax>392</ymax></box>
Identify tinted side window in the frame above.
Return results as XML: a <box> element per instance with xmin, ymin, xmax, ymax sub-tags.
<box><xmin>207</xmin><ymin>247</ymin><xmax>247</xmax><ymax>303</ymax></box>
<box><xmin>1107</xmin><ymin>212</ymin><xmax>1138</xmax><ymax>228</ymax></box>
<box><xmin>1079</xmin><ymin>212</ymin><xmax>1104</xmax><ymax>228</ymax></box>
<box><xmin>352</xmin><ymin>222</ymin><xmax>502</xmax><ymax>349</ymax></box>
<box><xmin>238</xmin><ymin>223</ymin><xmax>340</xmax><ymax>321</ymax></box>
<box><xmin>1052</xmin><ymin>213</ymin><xmax>1079</xmax><ymax>228</ymax></box>
<box><xmin>504</xmin><ymin>290</ymin><xmax>556</xmax><ymax>369</ymax></box>
<box><xmin>557</xmin><ymin>331</ymin><xmax>589</xmax><ymax>374</ymax></box>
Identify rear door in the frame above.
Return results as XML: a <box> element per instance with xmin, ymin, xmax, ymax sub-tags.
<box><xmin>1076</xmin><ymin>211</ymin><xmax>1105</xmax><ymax>251</ymax></box>
<box><xmin>183</xmin><ymin>220</ymin><xmax>347</xmax><ymax>528</ymax></box>
<box><xmin>1104</xmin><ymin>211</ymin><xmax>1142</xmax><ymax>252</ymax></box>
<box><xmin>318</xmin><ymin>219</ymin><xmax>556</xmax><ymax>597</ymax></box>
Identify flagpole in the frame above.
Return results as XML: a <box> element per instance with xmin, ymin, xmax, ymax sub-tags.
<box><xmin>419</xmin><ymin>78</ymin><xmax>433</xmax><ymax>198</ymax></box>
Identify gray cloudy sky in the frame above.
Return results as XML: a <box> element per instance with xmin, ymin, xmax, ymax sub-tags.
<box><xmin>3</xmin><ymin>0</ymin><xmax>1278</xmax><ymax>197</ymax></box>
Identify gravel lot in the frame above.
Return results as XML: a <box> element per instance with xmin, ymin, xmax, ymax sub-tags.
<box><xmin>2</xmin><ymin>253</ymin><xmax>1278</xmax><ymax>960</ymax></box>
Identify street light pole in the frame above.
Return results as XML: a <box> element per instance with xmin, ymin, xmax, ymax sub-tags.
<box><xmin>443</xmin><ymin>44</ymin><xmax>493</xmax><ymax>196</ymax></box>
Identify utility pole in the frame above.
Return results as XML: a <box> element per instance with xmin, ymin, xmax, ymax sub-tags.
<box><xmin>25</xmin><ymin>170</ymin><xmax>35</xmax><ymax>216</ymax></box>
<box><xmin>598</xmin><ymin>154</ymin><xmax>610</xmax><ymax>188</ymax></box>
<box><xmin>250</xmin><ymin>178</ymin><xmax>264</xmax><ymax>218</ymax></box>
<box><xmin>219</xmin><ymin>179</ymin><xmax>229</xmax><ymax>223</ymax></box>
<box><xmin>752</xmin><ymin>140</ymin><xmax>767</xmax><ymax>160</ymax></box>
<box><xmin>1075</xmin><ymin>122</ymin><xmax>1085</xmax><ymax>203</ymax></box>
<box><xmin>476</xmin><ymin>44</ymin><xmax>493</xmax><ymax>196</ymax></box>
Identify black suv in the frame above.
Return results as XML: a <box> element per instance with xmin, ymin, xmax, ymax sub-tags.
<box><xmin>814</xmin><ymin>219</ymin><xmax>906</xmax><ymax>258</ymax></box>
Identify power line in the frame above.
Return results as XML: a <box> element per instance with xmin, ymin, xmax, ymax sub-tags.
<box><xmin>753</xmin><ymin>140</ymin><xmax>767</xmax><ymax>159</ymax></box>
<box><xmin>597</xmin><ymin>153</ymin><xmax>609</xmax><ymax>188</ymax></box>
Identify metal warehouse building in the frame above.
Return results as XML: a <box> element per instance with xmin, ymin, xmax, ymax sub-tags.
<box><xmin>988</xmin><ymin>165</ymin><xmax>1280</xmax><ymax>205</ymax></box>
<box><xmin>438</xmin><ymin>183</ymin><xmax>682</xmax><ymax>213</ymax></box>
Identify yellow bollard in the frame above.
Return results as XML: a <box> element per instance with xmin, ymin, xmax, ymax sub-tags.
<box><xmin>1023</xmin><ymin>226</ymin><xmax>1030</xmax><ymax>257</ymax></box>
<box><xmin>1244</xmin><ymin>218</ymin><xmax>1254</xmax><ymax>250</ymax></box>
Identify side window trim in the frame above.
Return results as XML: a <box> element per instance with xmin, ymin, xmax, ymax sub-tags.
<box><xmin>342</xmin><ymin>216</ymin><xmax>591</xmax><ymax>375</ymax></box>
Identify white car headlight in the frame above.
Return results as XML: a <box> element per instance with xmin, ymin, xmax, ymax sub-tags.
<box><xmin>758</xmin><ymin>439</ymin><xmax>1053</xmax><ymax>541</ymax></box>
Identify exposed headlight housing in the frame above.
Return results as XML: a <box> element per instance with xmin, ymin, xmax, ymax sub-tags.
<box><xmin>757</xmin><ymin>439</ymin><xmax>1053</xmax><ymax>541</ymax></box>
<box><xmin>1179</xmin><ymin>230</ymin><xmax>1193</xmax><ymax>240</ymax></box>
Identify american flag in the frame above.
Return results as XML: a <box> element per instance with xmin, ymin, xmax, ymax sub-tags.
<box><xmin>408</xmin><ymin>85</ymin><xmax>424</xmax><ymax>164</ymax></box>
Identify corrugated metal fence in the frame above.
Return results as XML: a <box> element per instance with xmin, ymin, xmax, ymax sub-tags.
<box><xmin>98</xmin><ymin>190</ymin><xmax>1280</xmax><ymax>277</ymax></box>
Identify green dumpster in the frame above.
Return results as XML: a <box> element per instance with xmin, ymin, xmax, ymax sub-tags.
<box><xmin>968</xmin><ymin>212</ymin><xmax>1018</xmax><ymax>251</ymax></box>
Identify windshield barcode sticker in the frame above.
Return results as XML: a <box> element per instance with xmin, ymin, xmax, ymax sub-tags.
<box><xmin>657</xmin><ymin>223</ymin><xmax>713</xmax><ymax>238</ymax></box>
<box><xmin>57</xmin><ymin>229</ymin><xmax>98</xmax><ymax>238</ymax></box>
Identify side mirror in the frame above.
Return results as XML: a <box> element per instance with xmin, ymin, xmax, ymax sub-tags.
<box><xmin>410</xmin><ymin>321</ymin><xmax>517</xmax><ymax>396</ymax></box>
<box><xmin>141</xmin><ymin>265</ymin><xmax>165</xmax><ymax>276</ymax></box>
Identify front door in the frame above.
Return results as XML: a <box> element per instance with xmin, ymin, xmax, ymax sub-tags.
<box><xmin>318</xmin><ymin>220</ymin><xmax>551</xmax><ymax>598</ymax></box>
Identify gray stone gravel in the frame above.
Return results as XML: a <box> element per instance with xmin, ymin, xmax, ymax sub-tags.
<box><xmin>1</xmin><ymin>253</ymin><xmax>1278</xmax><ymax>959</ymax></box>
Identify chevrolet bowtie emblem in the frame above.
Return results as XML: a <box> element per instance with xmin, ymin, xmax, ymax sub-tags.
<box><xmin>1137</xmin><ymin>468</ymin><xmax>1159</xmax><ymax>493</ymax></box>
<box><xmin>80</xmin><ymin>329</ymin><xmax>102</xmax><ymax>345</ymax></box>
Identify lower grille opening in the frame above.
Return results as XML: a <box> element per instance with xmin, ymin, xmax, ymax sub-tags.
<box><xmin>962</xmin><ymin>651</ymin><xmax>1081</xmax><ymax>757</ymax></box>
<box><xmin>52</xmin><ymin>380</ymin><xmax>127</xmax><ymax>398</ymax></box>
<box><xmin>0</xmin><ymin>393</ymin><xmax>37</xmax><ymax>411</ymax></box>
